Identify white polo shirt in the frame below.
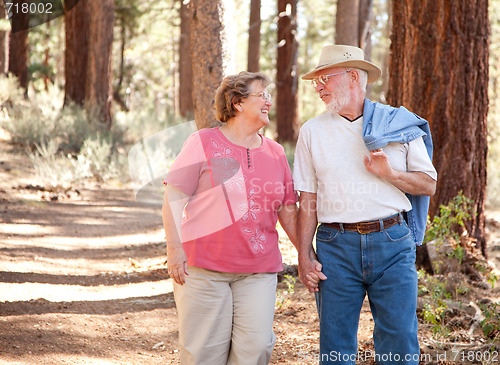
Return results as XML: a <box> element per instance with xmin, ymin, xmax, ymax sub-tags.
<box><xmin>293</xmin><ymin>111</ymin><xmax>437</xmax><ymax>223</ymax></box>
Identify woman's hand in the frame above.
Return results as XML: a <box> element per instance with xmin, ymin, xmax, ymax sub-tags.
<box><xmin>162</xmin><ymin>184</ymin><xmax>190</xmax><ymax>286</ymax></box>
<box><xmin>167</xmin><ymin>244</ymin><xmax>189</xmax><ymax>285</ymax></box>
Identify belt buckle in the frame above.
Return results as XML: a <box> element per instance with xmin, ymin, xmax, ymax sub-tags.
<box><xmin>356</xmin><ymin>223</ymin><xmax>372</xmax><ymax>234</ymax></box>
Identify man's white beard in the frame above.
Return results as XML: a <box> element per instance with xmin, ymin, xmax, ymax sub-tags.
<box><xmin>326</xmin><ymin>85</ymin><xmax>350</xmax><ymax>115</ymax></box>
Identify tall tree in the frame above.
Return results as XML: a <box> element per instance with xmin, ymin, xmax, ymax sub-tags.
<box><xmin>85</xmin><ymin>0</ymin><xmax>114</xmax><ymax>127</ymax></box>
<box><xmin>388</xmin><ymin>1</ymin><xmax>489</xmax><ymax>259</ymax></box>
<box><xmin>335</xmin><ymin>0</ymin><xmax>359</xmax><ymax>46</ymax></box>
<box><xmin>190</xmin><ymin>0</ymin><xmax>229</xmax><ymax>129</ymax></box>
<box><xmin>0</xmin><ymin>1</ymin><xmax>8</xmax><ymax>74</ymax></box>
<box><xmin>247</xmin><ymin>0</ymin><xmax>261</xmax><ymax>72</ymax></box>
<box><xmin>64</xmin><ymin>0</ymin><xmax>88</xmax><ymax>106</ymax></box>
<box><xmin>8</xmin><ymin>0</ymin><xmax>29</xmax><ymax>92</ymax></box>
<box><xmin>335</xmin><ymin>0</ymin><xmax>373</xmax><ymax>52</ymax></box>
<box><xmin>358</xmin><ymin>0</ymin><xmax>373</xmax><ymax>56</ymax></box>
<box><xmin>179</xmin><ymin>0</ymin><xmax>194</xmax><ymax>118</ymax></box>
<box><xmin>276</xmin><ymin>0</ymin><xmax>299</xmax><ymax>143</ymax></box>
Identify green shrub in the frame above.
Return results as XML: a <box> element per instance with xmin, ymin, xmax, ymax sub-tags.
<box><xmin>480</xmin><ymin>302</ymin><xmax>500</xmax><ymax>340</ymax></box>
<box><xmin>424</xmin><ymin>192</ymin><xmax>475</xmax><ymax>263</ymax></box>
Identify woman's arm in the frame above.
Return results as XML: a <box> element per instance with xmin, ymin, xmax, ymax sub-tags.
<box><xmin>277</xmin><ymin>203</ymin><xmax>298</xmax><ymax>249</ymax></box>
<box><xmin>162</xmin><ymin>184</ymin><xmax>190</xmax><ymax>285</ymax></box>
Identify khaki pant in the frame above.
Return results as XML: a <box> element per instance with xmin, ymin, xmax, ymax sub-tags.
<box><xmin>173</xmin><ymin>266</ymin><xmax>277</xmax><ymax>365</ymax></box>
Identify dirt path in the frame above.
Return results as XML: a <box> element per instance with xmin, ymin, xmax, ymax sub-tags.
<box><xmin>1</xmin><ymin>132</ymin><xmax>500</xmax><ymax>364</ymax></box>
<box><xmin>0</xmin><ymin>135</ymin><xmax>325</xmax><ymax>364</ymax></box>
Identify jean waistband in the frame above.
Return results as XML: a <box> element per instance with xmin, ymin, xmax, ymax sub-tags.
<box><xmin>322</xmin><ymin>213</ymin><xmax>403</xmax><ymax>234</ymax></box>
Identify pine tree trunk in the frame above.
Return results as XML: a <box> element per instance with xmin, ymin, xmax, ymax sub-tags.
<box><xmin>335</xmin><ymin>0</ymin><xmax>359</xmax><ymax>46</ymax></box>
<box><xmin>0</xmin><ymin>1</ymin><xmax>8</xmax><ymax>74</ymax></box>
<box><xmin>358</xmin><ymin>0</ymin><xmax>373</xmax><ymax>53</ymax></box>
<box><xmin>8</xmin><ymin>0</ymin><xmax>29</xmax><ymax>92</ymax></box>
<box><xmin>247</xmin><ymin>0</ymin><xmax>261</xmax><ymax>72</ymax></box>
<box><xmin>190</xmin><ymin>0</ymin><xmax>227</xmax><ymax>129</ymax></box>
<box><xmin>276</xmin><ymin>0</ymin><xmax>299</xmax><ymax>143</ymax></box>
<box><xmin>85</xmin><ymin>0</ymin><xmax>114</xmax><ymax>127</ymax></box>
<box><xmin>64</xmin><ymin>0</ymin><xmax>88</xmax><ymax>106</ymax></box>
<box><xmin>179</xmin><ymin>0</ymin><xmax>194</xmax><ymax>118</ymax></box>
<box><xmin>388</xmin><ymin>1</ymin><xmax>489</xmax><ymax>263</ymax></box>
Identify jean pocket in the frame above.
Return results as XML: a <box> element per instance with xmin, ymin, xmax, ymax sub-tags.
<box><xmin>383</xmin><ymin>222</ymin><xmax>412</xmax><ymax>243</ymax></box>
<box><xmin>316</xmin><ymin>226</ymin><xmax>340</xmax><ymax>243</ymax></box>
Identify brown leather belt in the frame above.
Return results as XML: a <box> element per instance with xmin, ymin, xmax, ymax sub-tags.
<box><xmin>323</xmin><ymin>215</ymin><xmax>402</xmax><ymax>234</ymax></box>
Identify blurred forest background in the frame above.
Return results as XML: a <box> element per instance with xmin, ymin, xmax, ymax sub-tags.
<box><xmin>1</xmin><ymin>0</ymin><xmax>500</xmax><ymax>267</ymax></box>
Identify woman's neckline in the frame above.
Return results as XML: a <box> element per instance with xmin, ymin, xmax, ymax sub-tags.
<box><xmin>216</xmin><ymin>127</ymin><xmax>264</xmax><ymax>151</ymax></box>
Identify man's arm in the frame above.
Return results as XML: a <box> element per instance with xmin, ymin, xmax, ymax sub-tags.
<box><xmin>364</xmin><ymin>149</ymin><xmax>436</xmax><ymax>196</ymax></box>
<box><xmin>297</xmin><ymin>191</ymin><xmax>327</xmax><ymax>293</ymax></box>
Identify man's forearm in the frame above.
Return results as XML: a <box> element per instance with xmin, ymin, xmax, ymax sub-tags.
<box><xmin>297</xmin><ymin>192</ymin><xmax>318</xmax><ymax>258</ymax></box>
<box><xmin>386</xmin><ymin>170</ymin><xmax>436</xmax><ymax>196</ymax></box>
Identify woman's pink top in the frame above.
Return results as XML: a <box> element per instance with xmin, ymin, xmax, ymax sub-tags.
<box><xmin>164</xmin><ymin>127</ymin><xmax>297</xmax><ymax>273</ymax></box>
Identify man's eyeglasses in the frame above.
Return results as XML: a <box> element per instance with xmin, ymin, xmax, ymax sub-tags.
<box><xmin>249</xmin><ymin>91</ymin><xmax>272</xmax><ymax>102</ymax></box>
<box><xmin>311</xmin><ymin>70</ymin><xmax>350</xmax><ymax>88</ymax></box>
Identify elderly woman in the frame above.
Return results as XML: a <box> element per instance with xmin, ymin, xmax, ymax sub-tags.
<box><xmin>162</xmin><ymin>71</ymin><xmax>298</xmax><ymax>365</ymax></box>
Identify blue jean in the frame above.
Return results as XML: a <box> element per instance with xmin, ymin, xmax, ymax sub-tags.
<box><xmin>315</xmin><ymin>214</ymin><xmax>419</xmax><ymax>365</ymax></box>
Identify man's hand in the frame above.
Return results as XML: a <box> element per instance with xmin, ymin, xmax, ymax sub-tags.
<box><xmin>363</xmin><ymin>148</ymin><xmax>436</xmax><ymax>196</ymax></box>
<box><xmin>363</xmin><ymin>149</ymin><xmax>394</xmax><ymax>180</ymax></box>
<box><xmin>298</xmin><ymin>252</ymin><xmax>327</xmax><ymax>293</ymax></box>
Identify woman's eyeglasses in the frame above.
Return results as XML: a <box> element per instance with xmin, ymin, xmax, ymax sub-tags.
<box><xmin>249</xmin><ymin>91</ymin><xmax>272</xmax><ymax>102</ymax></box>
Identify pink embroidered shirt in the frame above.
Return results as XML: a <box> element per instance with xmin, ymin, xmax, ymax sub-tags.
<box><xmin>164</xmin><ymin>127</ymin><xmax>297</xmax><ymax>273</ymax></box>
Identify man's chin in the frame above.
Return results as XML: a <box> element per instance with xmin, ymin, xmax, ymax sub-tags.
<box><xmin>326</xmin><ymin>104</ymin><xmax>341</xmax><ymax>115</ymax></box>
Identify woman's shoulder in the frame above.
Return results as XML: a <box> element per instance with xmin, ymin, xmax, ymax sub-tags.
<box><xmin>196</xmin><ymin>127</ymin><xmax>219</xmax><ymax>138</ymax></box>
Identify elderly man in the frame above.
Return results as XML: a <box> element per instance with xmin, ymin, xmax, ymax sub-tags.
<box><xmin>293</xmin><ymin>45</ymin><xmax>437</xmax><ymax>364</ymax></box>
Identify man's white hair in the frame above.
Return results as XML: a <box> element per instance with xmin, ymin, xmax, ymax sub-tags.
<box><xmin>357</xmin><ymin>69</ymin><xmax>368</xmax><ymax>91</ymax></box>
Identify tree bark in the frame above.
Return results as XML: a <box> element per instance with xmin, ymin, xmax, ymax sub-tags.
<box><xmin>190</xmin><ymin>0</ymin><xmax>228</xmax><ymax>129</ymax></box>
<box><xmin>358</xmin><ymin>0</ymin><xmax>373</xmax><ymax>55</ymax></box>
<box><xmin>0</xmin><ymin>1</ymin><xmax>8</xmax><ymax>74</ymax></box>
<box><xmin>64</xmin><ymin>0</ymin><xmax>88</xmax><ymax>106</ymax></box>
<box><xmin>335</xmin><ymin>0</ymin><xmax>359</xmax><ymax>46</ymax></box>
<box><xmin>247</xmin><ymin>0</ymin><xmax>261</xmax><ymax>72</ymax></box>
<box><xmin>8</xmin><ymin>0</ymin><xmax>29</xmax><ymax>92</ymax></box>
<box><xmin>179</xmin><ymin>0</ymin><xmax>194</xmax><ymax>118</ymax></box>
<box><xmin>388</xmin><ymin>1</ymin><xmax>489</xmax><ymax>262</ymax></box>
<box><xmin>276</xmin><ymin>0</ymin><xmax>299</xmax><ymax>143</ymax></box>
<box><xmin>85</xmin><ymin>0</ymin><xmax>114</xmax><ymax>127</ymax></box>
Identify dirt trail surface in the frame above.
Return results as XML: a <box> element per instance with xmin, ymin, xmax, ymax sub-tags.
<box><xmin>0</xmin><ymin>133</ymin><xmax>322</xmax><ymax>365</ymax></box>
<box><xmin>1</xmin><ymin>129</ymin><xmax>500</xmax><ymax>364</ymax></box>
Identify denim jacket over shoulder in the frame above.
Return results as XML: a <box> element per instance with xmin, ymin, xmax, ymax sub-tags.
<box><xmin>362</xmin><ymin>98</ymin><xmax>434</xmax><ymax>245</ymax></box>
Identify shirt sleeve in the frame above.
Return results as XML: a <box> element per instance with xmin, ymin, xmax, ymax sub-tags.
<box><xmin>163</xmin><ymin>132</ymin><xmax>207</xmax><ymax>196</ymax></box>
<box><xmin>407</xmin><ymin>136</ymin><xmax>438</xmax><ymax>181</ymax></box>
<box><xmin>292</xmin><ymin>127</ymin><xmax>318</xmax><ymax>193</ymax></box>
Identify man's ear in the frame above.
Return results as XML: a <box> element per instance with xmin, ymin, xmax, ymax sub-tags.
<box><xmin>350</xmin><ymin>69</ymin><xmax>359</xmax><ymax>83</ymax></box>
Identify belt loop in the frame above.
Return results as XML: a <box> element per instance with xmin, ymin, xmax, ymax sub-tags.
<box><xmin>379</xmin><ymin>218</ymin><xmax>384</xmax><ymax>231</ymax></box>
<box><xmin>339</xmin><ymin>223</ymin><xmax>344</xmax><ymax>233</ymax></box>
<box><xmin>398</xmin><ymin>212</ymin><xmax>403</xmax><ymax>225</ymax></box>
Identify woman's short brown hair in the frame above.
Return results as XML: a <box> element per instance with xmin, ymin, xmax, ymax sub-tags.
<box><xmin>214</xmin><ymin>71</ymin><xmax>270</xmax><ymax>123</ymax></box>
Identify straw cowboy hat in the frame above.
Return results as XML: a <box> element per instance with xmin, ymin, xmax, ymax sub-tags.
<box><xmin>302</xmin><ymin>45</ymin><xmax>382</xmax><ymax>84</ymax></box>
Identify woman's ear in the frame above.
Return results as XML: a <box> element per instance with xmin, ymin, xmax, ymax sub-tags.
<box><xmin>235</xmin><ymin>104</ymin><xmax>243</xmax><ymax>112</ymax></box>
